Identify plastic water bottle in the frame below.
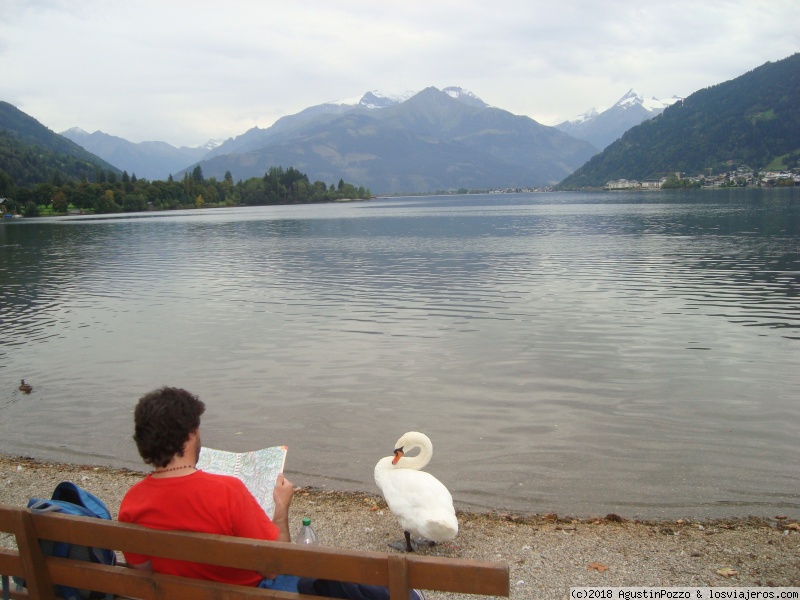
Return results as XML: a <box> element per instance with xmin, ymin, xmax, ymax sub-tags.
<box><xmin>296</xmin><ymin>517</ymin><xmax>319</xmax><ymax>546</ymax></box>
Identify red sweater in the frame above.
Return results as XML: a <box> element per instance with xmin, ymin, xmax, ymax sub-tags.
<box><xmin>118</xmin><ymin>470</ymin><xmax>279</xmax><ymax>586</ymax></box>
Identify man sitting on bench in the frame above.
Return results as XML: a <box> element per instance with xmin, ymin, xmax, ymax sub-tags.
<box><xmin>119</xmin><ymin>386</ymin><xmax>425</xmax><ymax>600</ymax></box>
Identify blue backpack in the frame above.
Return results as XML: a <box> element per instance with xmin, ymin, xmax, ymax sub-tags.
<box><xmin>11</xmin><ymin>481</ymin><xmax>117</xmax><ymax>600</ymax></box>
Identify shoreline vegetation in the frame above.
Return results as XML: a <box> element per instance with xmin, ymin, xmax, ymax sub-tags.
<box><xmin>0</xmin><ymin>165</ymin><xmax>373</xmax><ymax>218</ymax></box>
<box><xmin>1</xmin><ymin>454</ymin><xmax>798</xmax><ymax>597</ymax></box>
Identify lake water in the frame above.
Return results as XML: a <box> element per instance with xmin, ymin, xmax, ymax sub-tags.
<box><xmin>1</xmin><ymin>190</ymin><xmax>798</xmax><ymax>519</ymax></box>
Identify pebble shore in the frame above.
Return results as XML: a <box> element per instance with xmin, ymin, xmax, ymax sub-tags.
<box><xmin>1</xmin><ymin>455</ymin><xmax>798</xmax><ymax>599</ymax></box>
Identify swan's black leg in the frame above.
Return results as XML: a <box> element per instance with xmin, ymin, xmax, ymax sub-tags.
<box><xmin>405</xmin><ymin>530</ymin><xmax>414</xmax><ymax>552</ymax></box>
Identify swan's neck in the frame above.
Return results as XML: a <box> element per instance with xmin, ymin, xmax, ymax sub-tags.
<box><xmin>396</xmin><ymin>439</ymin><xmax>432</xmax><ymax>471</ymax></box>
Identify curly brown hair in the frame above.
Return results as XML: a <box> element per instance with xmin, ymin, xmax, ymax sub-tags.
<box><xmin>133</xmin><ymin>386</ymin><xmax>205</xmax><ymax>468</ymax></box>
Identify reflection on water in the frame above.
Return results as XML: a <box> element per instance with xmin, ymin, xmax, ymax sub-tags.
<box><xmin>1</xmin><ymin>189</ymin><xmax>798</xmax><ymax>518</ymax></box>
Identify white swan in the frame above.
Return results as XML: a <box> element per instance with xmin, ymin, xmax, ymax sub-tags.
<box><xmin>374</xmin><ymin>431</ymin><xmax>458</xmax><ymax>552</ymax></box>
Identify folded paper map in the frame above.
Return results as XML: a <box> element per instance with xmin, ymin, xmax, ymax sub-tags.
<box><xmin>197</xmin><ymin>445</ymin><xmax>288</xmax><ymax>518</ymax></box>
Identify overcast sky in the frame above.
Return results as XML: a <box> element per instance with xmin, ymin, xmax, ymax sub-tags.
<box><xmin>2</xmin><ymin>1</ymin><xmax>798</xmax><ymax>148</ymax></box>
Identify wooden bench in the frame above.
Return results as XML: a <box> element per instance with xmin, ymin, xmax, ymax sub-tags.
<box><xmin>0</xmin><ymin>503</ymin><xmax>509</xmax><ymax>599</ymax></box>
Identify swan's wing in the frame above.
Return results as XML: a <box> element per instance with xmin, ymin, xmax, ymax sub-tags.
<box><xmin>388</xmin><ymin>470</ymin><xmax>453</xmax><ymax>506</ymax></box>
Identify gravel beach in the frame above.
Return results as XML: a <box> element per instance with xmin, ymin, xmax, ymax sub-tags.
<box><xmin>1</xmin><ymin>455</ymin><xmax>798</xmax><ymax>599</ymax></box>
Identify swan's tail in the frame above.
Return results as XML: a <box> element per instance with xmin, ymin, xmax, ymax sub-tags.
<box><xmin>419</xmin><ymin>517</ymin><xmax>458</xmax><ymax>542</ymax></box>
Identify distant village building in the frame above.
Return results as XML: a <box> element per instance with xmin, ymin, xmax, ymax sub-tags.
<box><xmin>605</xmin><ymin>178</ymin><xmax>665</xmax><ymax>190</ymax></box>
<box><xmin>640</xmin><ymin>179</ymin><xmax>663</xmax><ymax>189</ymax></box>
<box><xmin>761</xmin><ymin>171</ymin><xmax>799</xmax><ymax>186</ymax></box>
<box><xmin>606</xmin><ymin>179</ymin><xmax>637</xmax><ymax>190</ymax></box>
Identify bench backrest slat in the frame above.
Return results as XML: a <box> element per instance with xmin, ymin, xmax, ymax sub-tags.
<box><xmin>31</xmin><ymin>514</ymin><xmax>392</xmax><ymax>585</ymax></box>
<box><xmin>408</xmin><ymin>556</ymin><xmax>511</xmax><ymax>595</ymax></box>
<box><xmin>0</xmin><ymin>548</ymin><xmax>23</xmax><ymax>580</ymax></box>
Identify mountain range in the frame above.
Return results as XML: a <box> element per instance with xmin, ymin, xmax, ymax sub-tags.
<box><xmin>56</xmin><ymin>87</ymin><xmax>678</xmax><ymax>193</ymax></box>
<box><xmin>554</xmin><ymin>90</ymin><xmax>682</xmax><ymax>150</ymax></box>
<box><xmin>49</xmin><ymin>87</ymin><xmax>675</xmax><ymax>193</ymax></box>
<box><xmin>559</xmin><ymin>52</ymin><xmax>800</xmax><ymax>188</ymax></box>
<box><xmin>59</xmin><ymin>128</ymin><xmax>222</xmax><ymax>181</ymax></box>
<box><xmin>182</xmin><ymin>86</ymin><xmax>597</xmax><ymax>194</ymax></box>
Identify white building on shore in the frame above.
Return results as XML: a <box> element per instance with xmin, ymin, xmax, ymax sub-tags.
<box><xmin>605</xmin><ymin>178</ymin><xmax>665</xmax><ymax>190</ymax></box>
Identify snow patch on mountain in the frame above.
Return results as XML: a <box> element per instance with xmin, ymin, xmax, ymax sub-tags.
<box><xmin>327</xmin><ymin>87</ymin><xmax>487</xmax><ymax>110</ymax></box>
<box><xmin>561</xmin><ymin>90</ymin><xmax>682</xmax><ymax>125</ymax></box>
<box><xmin>616</xmin><ymin>89</ymin><xmax>682</xmax><ymax>111</ymax></box>
<box><xmin>63</xmin><ymin>126</ymin><xmax>90</xmax><ymax>137</ymax></box>
<box><xmin>442</xmin><ymin>86</ymin><xmax>488</xmax><ymax>108</ymax></box>
<box><xmin>565</xmin><ymin>107</ymin><xmax>600</xmax><ymax>125</ymax></box>
<box><xmin>198</xmin><ymin>139</ymin><xmax>223</xmax><ymax>151</ymax></box>
<box><xmin>443</xmin><ymin>86</ymin><xmax>477</xmax><ymax>101</ymax></box>
<box><xmin>642</xmin><ymin>94</ymin><xmax>683</xmax><ymax>111</ymax></box>
<box><xmin>328</xmin><ymin>89</ymin><xmax>417</xmax><ymax>108</ymax></box>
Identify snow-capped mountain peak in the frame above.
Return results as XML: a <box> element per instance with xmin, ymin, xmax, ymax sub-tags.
<box><xmin>63</xmin><ymin>126</ymin><xmax>90</xmax><ymax>137</ymax></box>
<box><xmin>359</xmin><ymin>90</ymin><xmax>417</xmax><ymax>109</ymax></box>
<box><xmin>554</xmin><ymin>88</ymin><xmax>683</xmax><ymax>151</ymax></box>
<box><xmin>199</xmin><ymin>139</ymin><xmax>223</xmax><ymax>151</ymax></box>
<box><xmin>442</xmin><ymin>86</ymin><xmax>488</xmax><ymax>108</ymax></box>
<box><xmin>614</xmin><ymin>89</ymin><xmax>683</xmax><ymax>112</ymax></box>
<box><xmin>327</xmin><ymin>87</ymin><xmax>487</xmax><ymax>110</ymax></box>
<box><xmin>565</xmin><ymin>107</ymin><xmax>600</xmax><ymax>125</ymax></box>
<box><xmin>328</xmin><ymin>89</ymin><xmax>417</xmax><ymax>109</ymax></box>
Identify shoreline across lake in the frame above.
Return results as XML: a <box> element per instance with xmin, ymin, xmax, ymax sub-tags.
<box><xmin>1</xmin><ymin>454</ymin><xmax>798</xmax><ymax>599</ymax></box>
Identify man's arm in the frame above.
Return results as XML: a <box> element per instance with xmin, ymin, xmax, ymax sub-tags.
<box><xmin>271</xmin><ymin>473</ymin><xmax>294</xmax><ymax>543</ymax></box>
<box><xmin>257</xmin><ymin>473</ymin><xmax>295</xmax><ymax>579</ymax></box>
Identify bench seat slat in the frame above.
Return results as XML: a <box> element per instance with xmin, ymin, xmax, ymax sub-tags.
<box><xmin>47</xmin><ymin>559</ymin><xmax>333</xmax><ymax>600</ymax></box>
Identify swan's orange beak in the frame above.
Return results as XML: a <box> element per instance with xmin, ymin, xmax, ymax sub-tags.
<box><xmin>392</xmin><ymin>447</ymin><xmax>404</xmax><ymax>465</ymax></box>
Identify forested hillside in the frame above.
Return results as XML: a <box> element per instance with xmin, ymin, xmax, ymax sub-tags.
<box><xmin>0</xmin><ymin>102</ymin><xmax>369</xmax><ymax>216</ymax></box>
<box><xmin>559</xmin><ymin>53</ymin><xmax>800</xmax><ymax>188</ymax></box>
<box><xmin>0</xmin><ymin>101</ymin><xmax>120</xmax><ymax>194</ymax></box>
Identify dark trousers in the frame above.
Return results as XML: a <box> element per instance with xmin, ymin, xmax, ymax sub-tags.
<box><xmin>298</xmin><ymin>577</ymin><xmax>419</xmax><ymax>600</ymax></box>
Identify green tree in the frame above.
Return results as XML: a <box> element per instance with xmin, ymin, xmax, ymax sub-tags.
<box><xmin>33</xmin><ymin>183</ymin><xmax>55</xmax><ymax>206</ymax></box>
<box><xmin>23</xmin><ymin>200</ymin><xmax>39</xmax><ymax>217</ymax></box>
<box><xmin>192</xmin><ymin>165</ymin><xmax>204</xmax><ymax>183</ymax></box>
<box><xmin>202</xmin><ymin>185</ymin><xmax>219</xmax><ymax>206</ymax></box>
<box><xmin>122</xmin><ymin>194</ymin><xmax>147</xmax><ymax>212</ymax></box>
<box><xmin>97</xmin><ymin>190</ymin><xmax>120</xmax><ymax>213</ymax></box>
<box><xmin>661</xmin><ymin>174</ymin><xmax>680</xmax><ymax>189</ymax></box>
<box><xmin>52</xmin><ymin>191</ymin><xmax>68</xmax><ymax>213</ymax></box>
<box><xmin>0</xmin><ymin>169</ymin><xmax>14</xmax><ymax>197</ymax></box>
<box><xmin>72</xmin><ymin>189</ymin><xmax>97</xmax><ymax>211</ymax></box>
